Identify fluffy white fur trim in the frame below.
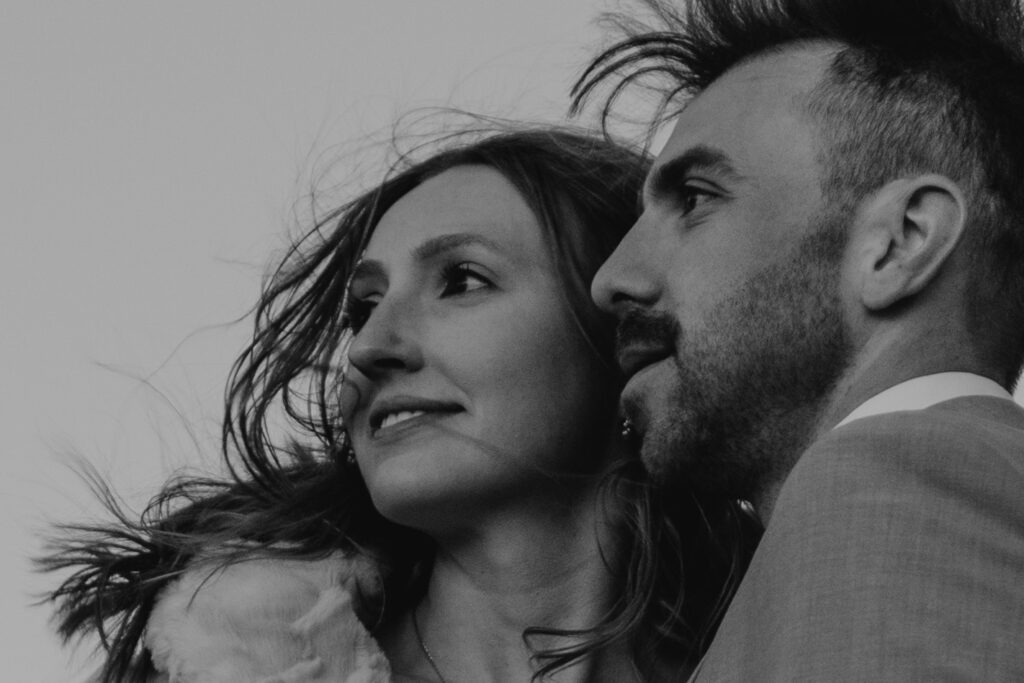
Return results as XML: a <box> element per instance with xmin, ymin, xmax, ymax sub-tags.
<box><xmin>145</xmin><ymin>551</ymin><xmax>391</xmax><ymax>682</ymax></box>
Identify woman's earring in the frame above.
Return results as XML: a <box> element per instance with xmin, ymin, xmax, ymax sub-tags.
<box><xmin>341</xmin><ymin>435</ymin><xmax>357</xmax><ymax>466</ymax></box>
<box><xmin>620</xmin><ymin>418</ymin><xmax>636</xmax><ymax>442</ymax></box>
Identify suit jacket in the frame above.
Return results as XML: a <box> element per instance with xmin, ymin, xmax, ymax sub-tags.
<box><xmin>693</xmin><ymin>396</ymin><xmax>1024</xmax><ymax>682</ymax></box>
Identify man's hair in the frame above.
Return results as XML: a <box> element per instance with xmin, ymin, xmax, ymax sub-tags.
<box><xmin>573</xmin><ymin>0</ymin><xmax>1024</xmax><ymax>389</ymax></box>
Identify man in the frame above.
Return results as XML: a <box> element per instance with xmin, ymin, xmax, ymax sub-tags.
<box><xmin>574</xmin><ymin>0</ymin><xmax>1024</xmax><ymax>679</ymax></box>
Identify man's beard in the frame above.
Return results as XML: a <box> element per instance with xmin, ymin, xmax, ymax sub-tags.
<box><xmin>619</xmin><ymin>217</ymin><xmax>853</xmax><ymax>501</ymax></box>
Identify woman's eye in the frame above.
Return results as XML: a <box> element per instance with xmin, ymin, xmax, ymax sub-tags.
<box><xmin>440</xmin><ymin>263</ymin><xmax>492</xmax><ymax>297</ymax></box>
<box><xmin>343</xmin><ymin>296</ymin><xmax>378</xmax><ymax>332</ymax></box>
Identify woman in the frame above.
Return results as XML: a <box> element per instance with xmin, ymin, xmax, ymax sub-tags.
<box><xmin>42</xmin><ymin>124</ymin><xmax>756</xmax><ymax>682</ymax></box>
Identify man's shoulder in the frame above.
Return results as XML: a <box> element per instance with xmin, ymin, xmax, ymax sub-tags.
<box><xmin>796</xmin><ymin>395</ymin><xmax>1024</xmax><ymax>495</ymax></box>
<box><xmin>761</xmin><ymin>394</ymin><xmax>1024</xmax><ymax>647</ymax></box>
<box><xmin>773</xmin><ymin>396</ymin><xmax>1024</xmax><ymax>545</ymax></box>
<box><xmin>825</xmin><ymin>394</ymin><xmax>1024</xmax><ymax>448</ymax></box>
<box><xmin>848</xmin><ymin>392</ymin><xmax>1022</xmax><ymax>430</ymax></box>
<box><xmin>695</xmin><ymin>397</ymin><xmax>1024</xmax><ymax>681</ymax></box>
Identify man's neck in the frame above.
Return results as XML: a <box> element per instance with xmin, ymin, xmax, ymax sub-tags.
<box><xmin>751</xmin><ymin>337</ymin><xmax>998</xmax><ymax>524</ymax></box>
<box><xmin>819</xmin><ymin>344</ymin><xmax>998</xmax><ymax>435</ymax></box>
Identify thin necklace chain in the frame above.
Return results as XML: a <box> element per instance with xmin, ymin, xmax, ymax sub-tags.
<box><xmin>412</xmin><ymin>605</ymin><xmax>450</xmax><ymax>683</ymax></box>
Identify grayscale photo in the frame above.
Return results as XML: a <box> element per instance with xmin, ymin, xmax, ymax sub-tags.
<box><xmin>7</xmin><ymin>1</ymin><xmax>1024</xmax><ymax>681</ymax></box>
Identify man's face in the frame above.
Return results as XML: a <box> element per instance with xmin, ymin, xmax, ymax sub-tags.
<box><xmin>592</xmin><ymin>45</ymin><xmax>853</xmax><ymax>500</ymax></box>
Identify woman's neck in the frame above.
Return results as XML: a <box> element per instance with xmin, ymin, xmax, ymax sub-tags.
<box><xmin>381</xmin><ymin>484</ymin><xmax>637</xmax><ymax>683</ymax></box>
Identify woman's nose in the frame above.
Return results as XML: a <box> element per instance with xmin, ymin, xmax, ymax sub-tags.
<box><xmin>346</xmin><ymin>298</ymin><xmax>424</xmax><ymax>378</ymax></box>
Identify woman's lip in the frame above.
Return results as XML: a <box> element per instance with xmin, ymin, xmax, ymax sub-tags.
<box><xmin>369</xmin><ymin>409</ymin><xmax>462</xmax><ymax>441</ymax></box>
<box><xmin>367</xmin><ymin>396</ymin><xmax>464</xmax><ymax>431</ymax></box>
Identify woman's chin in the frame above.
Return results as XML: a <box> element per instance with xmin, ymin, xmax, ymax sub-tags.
<box><xmin>370</xmin><ymin>492</ymin><xmax>472</xmax><ymax>536</ymax></box>
<box><xmin>365</xmin><ymin>470</ymin><xmax>512</xmax><ymax>536</ymax></box>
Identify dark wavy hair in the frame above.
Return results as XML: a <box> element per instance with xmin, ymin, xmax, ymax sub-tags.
<box><xmin>40</xmin><ymin>121</ymin><xmax>759</xmax><ymax>682</ymax></box>
<box><xmin>573</xmin><ymin>0</ymin><xmax>1024</xmax><ymax>389</ymax></box>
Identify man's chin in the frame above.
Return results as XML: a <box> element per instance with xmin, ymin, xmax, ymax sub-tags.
<box><xmin>628</xmin><ymin>386</ymin><xmax>745</xmax><ymax>496</ymax></box>
<box><xmin>635</xmin><ymin>407</ymin><xmax>694</xmax><ymax>487</ymax></box>
<box><xmin>623</xmin><ymin>406</ymin><xmax>691</xmax><ymax>490</ymax></box>
<box><xmin>638</xmin><ymin>439</ymin><xmax>683</xmax><ymax>488</ymax></box>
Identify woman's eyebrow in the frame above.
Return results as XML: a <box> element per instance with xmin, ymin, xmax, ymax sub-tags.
<box><xmin>351</xmin><ymin>232</ymin><xmax>510</xmax><ymax>283</ymax></box>
<box><xmin>349</xmin><ymin>258</ymin><xmax>385</xmax><ymax>285</ymax></box>
<box><xmin>411</xmin><ymin>232</ymin><xmax>505</xmax><ymax>262</ymax></box>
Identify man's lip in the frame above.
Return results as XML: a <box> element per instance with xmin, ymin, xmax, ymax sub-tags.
<box><xmin>367</xmin><ymin>395</ymin><xmax>464</xmax><ymax>431</ymax></box>
<box><xmin>616</xmin><ymin>344</ymin><xmax>672</xmax><ymax>378</ymax></box>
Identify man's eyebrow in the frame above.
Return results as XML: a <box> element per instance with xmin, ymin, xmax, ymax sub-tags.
<box><xmin>349</xmin><ymin>232</ymin><xmax>506</xmax><ymax>282</ymax></box>
<box><xmin>644</xmin><ymin>144</ymin><xmax>741</xmax><ymax>205</ymax></box>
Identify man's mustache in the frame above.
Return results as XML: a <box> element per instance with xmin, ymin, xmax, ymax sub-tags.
<box><xmin>614</xmin><ymin>307</ymin><xmax>680</xmax><ymax>375</ymax></box>
<box><xmin>616</xmin><ymin>307</ymin><xmax>679</xmax><ymax>348</ymax></box>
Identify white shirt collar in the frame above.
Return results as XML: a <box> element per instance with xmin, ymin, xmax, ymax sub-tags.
<box><xmin>834</xmin><ymin>372</ymin><xmax>1013</xmax><ymax>429</ymax></box>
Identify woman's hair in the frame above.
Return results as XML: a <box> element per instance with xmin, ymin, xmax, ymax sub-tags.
<box><xmin>40</xmin><ymin>120</ymin><xmax>760</xmax><ymax>682</ymax></box>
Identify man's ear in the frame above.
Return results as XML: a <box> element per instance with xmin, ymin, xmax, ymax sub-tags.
<box><xmin>851</xmin><ymin>175</ymin><xmax>966</xmax><ymax>311</ymax></box>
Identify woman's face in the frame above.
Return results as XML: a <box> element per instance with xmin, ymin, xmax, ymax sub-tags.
<box><xmin>343</xmin><ymin>165</ymin><xmax>617</xmax><ymax>530</ymax></box>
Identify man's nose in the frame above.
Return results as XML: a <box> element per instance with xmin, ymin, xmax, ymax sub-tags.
<box><xmin>591</xmin><ymin>217</ymin><xmax>662</xmax><ymax>314</ymax></box>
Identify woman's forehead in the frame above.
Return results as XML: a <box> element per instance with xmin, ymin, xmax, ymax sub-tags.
<box><xmin>363</xmin><ymin>165</ymin><xmax>542</xmax><ymax>264</ymax></box>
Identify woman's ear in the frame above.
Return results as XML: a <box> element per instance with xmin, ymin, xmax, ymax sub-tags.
<box><xmin>850</xmin><ymin>175</ymin><xmax>967</xmax><ymax>311</ymax></box>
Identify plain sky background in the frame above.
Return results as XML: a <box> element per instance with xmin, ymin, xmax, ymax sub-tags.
<box><xmin>5</xmin><ymin>3</ymin><xmax>1023</xmax><ymax>682</ymax></box>
<box><xmin>2</xmin><ymin>2</ymin><xmax>629</xmax><ymax>680</ymax></box>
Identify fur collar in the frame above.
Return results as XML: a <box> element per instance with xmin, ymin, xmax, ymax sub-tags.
<box><xmin>145</xmin><ymin>550</ymin><xmax>391</xmax><ymax>682</ymax></box>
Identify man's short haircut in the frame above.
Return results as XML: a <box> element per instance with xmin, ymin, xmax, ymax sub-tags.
<box><xmin>573</xmin><ymin>0</ymin><xmax>1024</xmax><ymax>389</ymax></box>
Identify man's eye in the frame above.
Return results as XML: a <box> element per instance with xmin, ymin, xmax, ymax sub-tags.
<box><xmin>440</xmin><ymin>263</ymin><xmax>492</xmax><ymax>297</ymax></box>
<box><xmin>681</xmin><ymin>185</ymin><xmax>716</xmax><ymax>215</ymax></box>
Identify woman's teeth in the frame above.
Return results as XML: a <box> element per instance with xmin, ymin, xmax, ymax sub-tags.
<box><xmin>380</xmin><ymin>410</ymin><xmax>426</xmax><ymax>430</ymax></box>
